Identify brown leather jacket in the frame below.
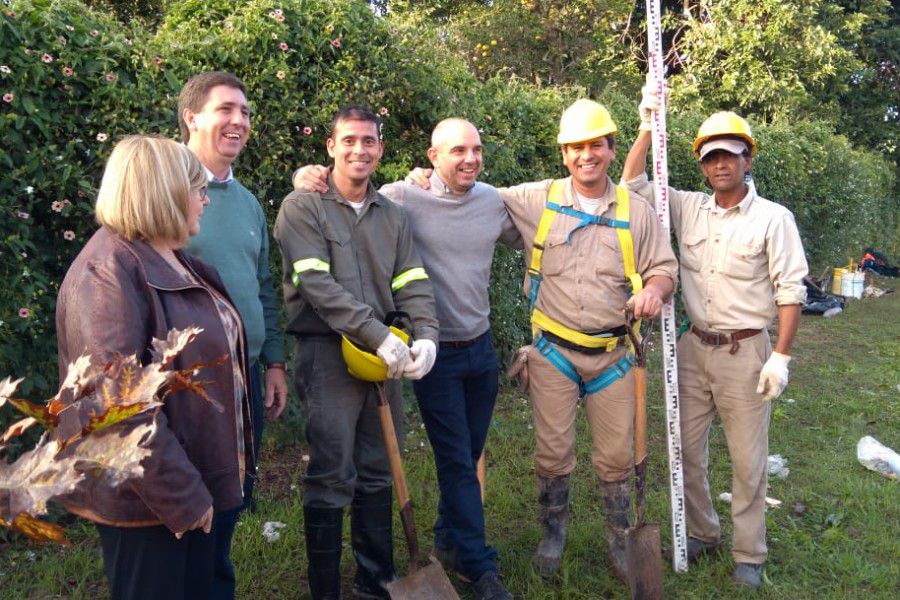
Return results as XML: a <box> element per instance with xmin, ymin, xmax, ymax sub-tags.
<box><xmin>55</xmin><ymin>227</ymin><xmax>254</xmax><ymax>533</ymax></box>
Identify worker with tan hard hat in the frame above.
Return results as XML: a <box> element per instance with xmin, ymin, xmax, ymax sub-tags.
<box><xmin>406</xmin><ymin>98</ymin><xmax>677</xmax><ymax>583</ymax></box>
<box><xmin>274</xmin><ymin>105</ymin><xmax>438</xmax><ymax>600</ymax></box>
<box><xmin>622</xmin><ymin>90</ymin><xmax>808</xmax><ymax>589</ymax></box>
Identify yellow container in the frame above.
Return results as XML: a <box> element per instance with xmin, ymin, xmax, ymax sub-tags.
<box><xmin>831</xmin><ymin>268</ymin><xmax>845</xmax><ymax>295</ymax></box>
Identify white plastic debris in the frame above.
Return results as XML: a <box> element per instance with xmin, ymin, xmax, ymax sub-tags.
<box><xmin>822</xmin><ymin>307</ymin><xmax>842</xmax><ymax>318</ymax></box>
<box><xmin>784</xmin><ymin>398</ymin><xmax>796</xmax><ymax>404</ymax></box>
<box><xmin>717</xmin><ymin>492</ymin><xmax>782</xmax><ymax>508</ymax></box>
<box><xmin>857</xmin><ymin>436</ymin><xmax>900</xmax><ymax>480</ymax></box>
<box><xmin>767</xmin><ymin>455</ymin><xmax>790</xmax><ymax>479</ymax></box>
<box><xmin>262</xmin><ymin>521</ymin><xmax>287</xmax><ymax>543</ymax></box>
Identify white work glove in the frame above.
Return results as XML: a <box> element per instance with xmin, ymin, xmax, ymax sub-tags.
<box><xmin>376</xmin><ymin>332</ymin><xmax>411</xmax><ymax>379</ymax></box>
<box><xmin>756</xmin><ymin>352</ymin><xmax>791</xmax><ymax>401</ymax></box>
<box><xmin>639</xmin><ymin>76</ymin><xmax>664</xmax><ymax>132</ymax></box>
<box><xmin>403</xmin><ymin>339</ymin><xmax>437</xmax><ymax>380</ymax></box>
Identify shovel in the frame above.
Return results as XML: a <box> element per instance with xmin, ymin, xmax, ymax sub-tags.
<box><xmin>623</xmin><ymin>313</ymin><xmax>665</xmax><ymax>600</ymax></box>
<box><xmin>374</xmin><ymin>383</ymin><xmax>460</xmax><ymax>600</ymax></box>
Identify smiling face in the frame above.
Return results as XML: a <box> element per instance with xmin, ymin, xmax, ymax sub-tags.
<box><xmin>326</xmin><ymin>118</ymin><xmax>384</xmax><ymax>185</ymax></box>
<box><xmin>427</xmin><ymin>119</ymin><xmax>483</xmax><ymax>194</ymax></box>
<box><xmin>561</xmin><ymin>135</ymin><xmax>616</xmax><ymax>196</ymax></box>
<box><xmin>699</xmin><ymin>146</ymin><xmax>752</xmax><ymax>198</ymax></box>
<box><xmin>183</xmin><ymin>85</ymin><xmax>250</xmax><ymax>172</ymax></box>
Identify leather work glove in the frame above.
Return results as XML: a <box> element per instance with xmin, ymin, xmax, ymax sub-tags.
<box><xmin>756</xmin><ymin>352</ymin><xmax>791</xmax><ymax>401</ymax></box>
<box><xmin>505</xmin><ymin>346</ymin><xmax>531</xmax><ymax>393</ymax></box>
<box><xmin>403</xmin><ymin>339</ymin><xmax>437</xmax><ymax>380</ymax></box>
<box><xmin>639</xmin><ymin>75</ymin><xmax>667</xmax><ymax>132</ymax></box>
<box><xmin>376</xmin><ymin>332</ymin><xmax>411</xmax><ymax>379</ymax></box>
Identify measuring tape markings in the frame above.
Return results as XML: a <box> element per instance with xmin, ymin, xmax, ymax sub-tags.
<box><xmin>645</xmin><ymin>0</ymin><xmax>689</xmax><ymax>574</ymax></box>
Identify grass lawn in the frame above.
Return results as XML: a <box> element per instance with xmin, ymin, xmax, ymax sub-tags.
<box><xmin>1</xmin><ymin>284</ymin><xmax>898</xmax><ymax>599</ymax></box>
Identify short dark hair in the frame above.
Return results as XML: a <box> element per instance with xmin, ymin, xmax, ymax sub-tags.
<box><xmin>177</xmin><ymin>71</ymin><xmax>246</xmax><ymax>142</ymax></box>
<box><xmin>329</xmin><ymin>104</ymin><xmax>383</xmax><ymax>140</ymax></box>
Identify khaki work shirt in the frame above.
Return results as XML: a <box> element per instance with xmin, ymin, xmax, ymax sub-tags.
<box><xmin>499</xmin><ymin>176</ymin><xmax>678</xmax><ymax>333</ymax></box>
<box><xmin>625</xmin><ymin>173</ymin><xmax>808</xmax><ymax>331</ymax></box>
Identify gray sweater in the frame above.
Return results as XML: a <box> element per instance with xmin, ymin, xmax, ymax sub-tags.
<box><xmin>381</xmin><ymin>173</ymin><xmax>522</xmax><ymax>341</ymax></box>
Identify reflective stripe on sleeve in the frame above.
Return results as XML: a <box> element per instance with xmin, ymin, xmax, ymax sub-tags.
<box><xmin>391</xmin><ymin>267</ymin><xmax>428</xmax><ymax>292</ymax></box>
<box><xmin>291</xmin><ymin>258</ymin><xmax>330</xmax><ymax>286</ymax></box>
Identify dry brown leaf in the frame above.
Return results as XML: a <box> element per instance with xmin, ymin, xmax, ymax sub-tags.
<box><xmin>1</xmin><ymin>513</ymin><xmax>70</xmax><ymax>544</ymax></box>
<box><xmin>63</xmin><ymin>419</ymin><xmax>157</xmax><ymax>487</ymax></box>
<box><xmin>0</xmin><ymin>417</ymin><xmax>38</xmax><ymax>447</ymax></box>
<box><xmin>150</xmin><ymin>327</ymin><xmax>203</xmax><ymax>368</ymax></box>
<box><xmin>0</xmin><ymin>377</ymin><xmax>24</xmax><ymax>409</ymax></box>
<box><xmin>0</xmin><ymin>438</ymin><xmax>83</xmax><ymax>523</ymax></box>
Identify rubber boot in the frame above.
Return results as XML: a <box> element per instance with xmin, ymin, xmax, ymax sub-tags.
<box><xmin>533</xmin><ymin>474</ymin><xmax>570</xmax><ymax>576</ymax></box>
<box><xmin>350</xmin><ymin>487</ymin><xmax>398</xmax><ymax>599</ymax></box>
<box><xmin>601</xmin><ymin>478</ymin><xmax>632</xmax><ymax>583</ymax></box>
<box><xmin>303</xmin><ymin>505</ymin><xmax>344</xmax><ymax>600</ymax></box>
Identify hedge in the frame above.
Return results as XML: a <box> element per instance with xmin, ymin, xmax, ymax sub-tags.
<box><xmin>1</xmin><ymin>0</ymin><xmax>896</xmax><ymax>412</ymax></box>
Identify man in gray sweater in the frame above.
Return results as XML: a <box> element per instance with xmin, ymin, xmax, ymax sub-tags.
<box><xmin>292</xmin><ymin>118</ymin><xmax>521</xmax><ymax>600</ymax></box>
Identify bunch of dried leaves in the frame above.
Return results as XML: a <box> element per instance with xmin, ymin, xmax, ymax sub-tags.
<box><xmin>0</xmin><ymin>327</ymin><xmax>224</xmax><ymax>543</ymax></box>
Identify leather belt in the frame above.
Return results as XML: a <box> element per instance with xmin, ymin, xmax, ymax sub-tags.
<box><xmin>690</xmin><ymin>325</ymin><xmax>763</xmax><ymax>355</ymax></box>
<box><xmin>439</xmin><ymin>332</ymin><xmax>486</xmax><ymax>349</ymax></box>
<box><xmin>542</xmin><ymin>326</ymin><xmax>629</xmax><ymax>355</ymax></box>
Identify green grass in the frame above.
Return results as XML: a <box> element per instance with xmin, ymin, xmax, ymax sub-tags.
<box><xmin>2</xmin><ymin>285</ymin><xmax>898</xmax><ymax>599</ymax></box>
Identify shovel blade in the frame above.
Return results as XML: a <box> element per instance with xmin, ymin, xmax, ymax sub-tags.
<box><xmin>385</xmin><ymin>557</ymin><xmax>460</xmax><ymax>600</ymax></box>
<box><xmin>625</xmin><ymin>523</ymin><xmax>664</xmax><ymax>600</ymax></box>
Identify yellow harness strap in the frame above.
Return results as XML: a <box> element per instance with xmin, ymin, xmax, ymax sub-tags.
<box><xmin>528</xmin><ymin>180</ymin><xmax>643</xmax><ymax>346</ymax></box>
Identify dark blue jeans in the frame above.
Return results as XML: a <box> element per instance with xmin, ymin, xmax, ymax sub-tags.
<box><xmin>211</xmin><ymin>360</ymin><xmax>263</xmax><ymax>599</ymax></box>
<box><xmin>412</xmin><ymin>331</ymin><xmax>500</xmax><ymax>581</ymax></box>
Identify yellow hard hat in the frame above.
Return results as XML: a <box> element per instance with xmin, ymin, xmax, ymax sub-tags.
<box><xmin>341</xmin><ymin>326</ymin><xmax>410</xmax><ymax>382</ymax></box>
<box><xmin>557</xmin><ymin>99</ymin><xmax>618</xmax><ymax>145</ymax></box>
<box><xmin>693</xmin><ymin>111</ymin><xmax>757</xmax><ymax>159</ymax></box>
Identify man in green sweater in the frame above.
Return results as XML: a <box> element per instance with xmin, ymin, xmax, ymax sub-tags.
<box><xmin>178</xmin><ymin>71</ymin><xmax>288</xmax><ymax>600</ymax></box>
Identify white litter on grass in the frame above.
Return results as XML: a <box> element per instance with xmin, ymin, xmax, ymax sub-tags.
<box><xmin>718</xmin><ymin>492</ymin><xmax>782</xmax><ymax>508</ymax></box>
<box><xmin>857</xmin><ymin>436</ymin><xmax>900</xmax><ymax>480</ymax></box>
<box><xmin>262</xmin><ymin>521</ymin><xmax>287</xmax><ymax>543</ymax></box>
<box><xmin>301</xmin><ymin>454</ymin><xmax>310</xmax><ymax>462</ymax></box>
<box><xmin>784</xmin><ymin>398</ymin><xmax>796</xmax><ymax>404</ymax></box>
<box><xmin>768</xmin><ymin>455</ymin><xmax>790</xmax><ymax>479</ymax></box>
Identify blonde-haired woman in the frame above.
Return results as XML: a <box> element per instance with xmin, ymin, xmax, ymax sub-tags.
<box><xmin>56</xmin><ymin>136</ymin><xmax>253</xmax><ymax>600</ymax></box>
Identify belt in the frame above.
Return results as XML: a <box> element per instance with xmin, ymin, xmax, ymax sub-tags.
<box><xmin>690</xmin><ymin>325</ymin><xmax>763</xmax><ymax>355</ymax></box>
<box><xmin>439</xmin><ymin>332</ymin><xmax>486</xmax><ymax>349</ymax></box>
<box><xmin>541</xmin><ymin>326</ymin><xmax>629</xmax><ymax>355</ymax></box>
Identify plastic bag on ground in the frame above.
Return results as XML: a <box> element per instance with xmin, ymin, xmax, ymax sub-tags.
<box><xmin>857</xmin><ymin>436</ymin><xmax>900</xmax><ymax>479</ymax></box>
<box><xmin>768</xmin><ymin>455</ymin><xmax>790</xmax><ymax>479</ymax></box>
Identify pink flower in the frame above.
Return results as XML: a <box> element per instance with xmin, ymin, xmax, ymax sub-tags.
<box><xmin>2</xmin><ymin>93</ymin><xmax>12</xmax><ymax>103</ymax></box>
<box><xmin>331</xmin><ymin>39</ymin><xmax>341</xmax><ymax>48</ymax></box>
<box><xmin>96</xmin><ymin>133</ymin><xmax>108</xmax><ymax>142</ymax></box>
<box><xmin>62</xmin><ymin>66</ymin><xmax>73</xmax><ymax>76</ymax></box>
<box><xmin>303</xmin><ymin>126</ymin><xmax>312</xmax><ymax>136</ymax></box>
<box><xmin>153</xmin><ymin>56</ymin><xmax>163</xmax><ymax>64</ymax></box>
<box><xmin>18</xmin><ymin>308</ymin><xmax>31</xmax><ymax>319</ymax></box>
<box><xmin>90</xmin><ymin>29</ymin><xmax>98</xmax><ymax>37</ymax></box>
<box><xmin>279</xmin><ymin>42</ymin><xmax>289</xmax><ymax>51</ymax></box>
<box><xmin>63</xmin><ymin>230</ymin><xmax>75</xmax><ymax>240</ymax></box>
<box><xmin>6</xmin><ymin>12</ymin><xmax>16</xmax><ymax>19</ymax></box>
<box><xmin>16</xmin><ymin>211</ymin><xmax>29</xmax><ymax>219</ymax></box>
<box><xmin>276</xmin><ymin>70</ymin><xmax>286</xmax><ymax>80</ymax></box>
<box><xmin>105</xmin><ymin>73</ymin><xmax>116</xmax><ymax>82</ymax></box>
<box><xmin>225</xmin><ymin>22</ymin><xmax>234</xmax><ymax>31</ymax></box>
<box><xmin>0</xmin><ymin>65</ymin><xmax>10</xmax><ymax>74</ymax></box>
<box><xmin>379</xmin><ymin>107</ymin><xmax>389</xmax><ymax>116</ymax></box>
<box><xmin>52</xmin><ymin>200</ymin><xmax>64</xmax><ymax>212</ymax></box>
<box><xmin>42</xmin><ymin>53</ymin><xmax>53</xmax><ymax>63</ymax></box>
<box><xmin>276</xmin><ymin>14</ymin><xmax>285</xmax><ymax>22</ymax></box>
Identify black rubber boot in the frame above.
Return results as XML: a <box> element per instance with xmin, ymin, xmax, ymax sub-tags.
<box><xmin>350</xmin><ymin>487</ymin><xmax>398</xmax><ymax>599</ymax></box>
<box><xmin>303</xmin><ymin>505</ymin><xmax>344</xmax><ymax>600</ymax></box>
<box><xmin>601</xmin><ymin>478</ymin><xmax>632</xmax><ymax>583</ymax></box>
<box><xmin>533</xmin><ymin>474</ymin><xmax>570</xmax><ymax>577</ymax></box>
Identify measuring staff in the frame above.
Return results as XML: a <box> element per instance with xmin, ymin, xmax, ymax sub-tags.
<box><xmin>622</xmin><ymin>101</ymin><xmax>808</xmax><ymax>590</ymax></box>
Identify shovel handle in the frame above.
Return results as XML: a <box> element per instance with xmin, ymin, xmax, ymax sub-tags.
<box><xmin>634</xmin><ymin>366</ymin><xmax>648</xmax><ymax>464</ymax></box>
<box><xmin>377</xmin><ymin>395</ymin><xmax>411</xmax><ymax>508</ymax></box>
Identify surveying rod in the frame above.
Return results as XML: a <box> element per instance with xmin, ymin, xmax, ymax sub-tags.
<box><xmin>645</xmin><ymin>0</ymin><xmax>688</xmax><ymax>573</ymax></box>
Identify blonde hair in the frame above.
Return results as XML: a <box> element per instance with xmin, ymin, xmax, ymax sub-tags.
<box><xmin>95</xmin><ymin>136</ymin><xmax>207</xmax><ymax>245</ymax></box>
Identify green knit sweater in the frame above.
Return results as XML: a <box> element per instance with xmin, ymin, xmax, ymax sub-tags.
<box><xmin>183</xmin><ymin>178</ymin><xmax>284</xmax><ymax>365</ymax></box>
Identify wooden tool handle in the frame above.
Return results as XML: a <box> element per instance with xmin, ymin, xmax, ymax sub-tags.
<box><xmin>634</xmin><ymin>366</ymin><xmax>648</xmax><ymax>463</ymax></box>
<box><xmin>378</xmin><ymin>402</ymin><xmax>411</xmax><ymax>507</ymax></box>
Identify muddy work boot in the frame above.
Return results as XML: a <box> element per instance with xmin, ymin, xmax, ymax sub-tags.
<box><xmin>533</xmin><ymin>474</ymin><xmax>570</xmax><ymax>577</ymax></box>
<box><xmin>601</xmin><ymin>478</ymin><xmax>632</xmax><ymax>583</ymax></box>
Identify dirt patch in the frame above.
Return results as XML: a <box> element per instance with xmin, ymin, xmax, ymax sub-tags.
<box><xmin>256</xmin><ymin>441</ymin><xmax>308</xmax><ymax>504</ymax></box>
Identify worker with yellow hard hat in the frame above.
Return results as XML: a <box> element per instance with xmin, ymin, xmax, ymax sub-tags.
<box><xmin>274</xmin><ymin>105</ymin><xmax>438</xmax><ymax>600</ymax></box>
<box><xmin>404</xmin><ymin>98</ymin><xmax>678</xmax><ymax>583</ymax></box>
<box><xmin>622</xmin><ymin>84</ymin><xmax>808</xmax><ymax>590</ymax></box>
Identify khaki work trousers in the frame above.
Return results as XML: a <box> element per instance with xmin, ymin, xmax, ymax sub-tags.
<box><xmin>678</xmin><ymin>330</ymin><xmax>771</xmax><ymax>564</ymax></box>
<box><xmin>527</xmin><ymin>344</ymin><xmax>635</xmax><ymax>483</ymax></box>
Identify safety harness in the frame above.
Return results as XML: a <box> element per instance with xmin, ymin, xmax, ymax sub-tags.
<box><xmin>528</xmin><ymin>180</ymin><xmax>643</xmax><ymax>397</ymax></box>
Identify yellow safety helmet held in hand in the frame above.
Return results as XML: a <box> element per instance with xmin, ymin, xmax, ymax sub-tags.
<box><xmin>341</xmin><ymin>326</ymin><xmax>410</xmax><ymax>382</ymax></box>
<box><xmin>557</xmin><ymin>99</ymin><xmax>618</xmax><ymax>145</ymax></box>
<box><xmin>693</xmin><ymin>111</ymin><xmax>757</xmax><ymax>159</ymax></box>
